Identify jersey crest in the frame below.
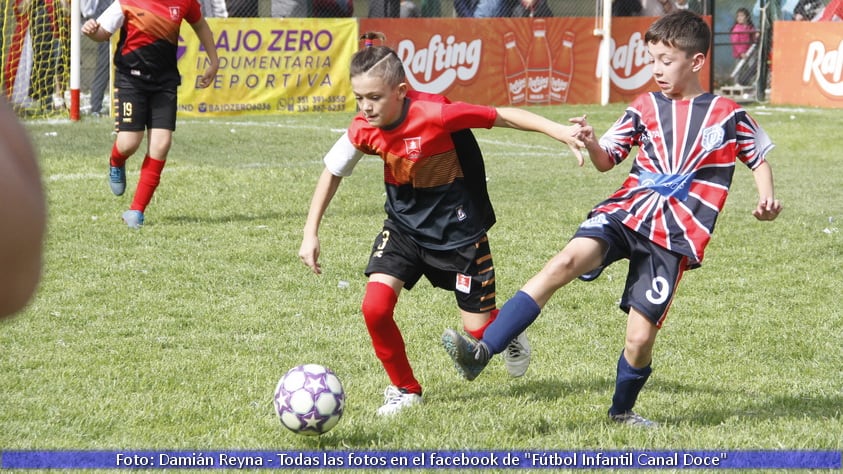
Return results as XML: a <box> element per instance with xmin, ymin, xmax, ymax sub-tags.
<box><xmin>403</xmin><ymin>137</ymin><xmax>422</xmax><ymax>160</ymax></box>
<box><xmin>701</xmin><ymin>126</ymin><xmax>724</xmax><ymax>151</ymax></box>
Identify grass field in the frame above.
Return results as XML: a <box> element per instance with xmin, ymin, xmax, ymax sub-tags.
<box><xmin>2</xmin><ymin>102</ymin><xmax>841</xmax><ymax>470</ymax></box>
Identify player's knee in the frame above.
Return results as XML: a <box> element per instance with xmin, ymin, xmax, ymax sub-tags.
<box><xmin>542</xmin><ymin>252</ymin><xmax>581</xmax><ymax>283</ymax></box>
<box><xmin>361</xmin><ymin>282</ymin><xmax>397</xmax><ymax>329</ymax></box>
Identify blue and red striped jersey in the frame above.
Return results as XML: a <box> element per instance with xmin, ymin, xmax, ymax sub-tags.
<box><xmin>590</xmin><ymin>92</ymin><xmax>774</xmax><ymax>267</ymax></box>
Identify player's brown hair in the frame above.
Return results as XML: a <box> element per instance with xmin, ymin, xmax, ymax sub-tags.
<box><xmin>351</xmin><ymin>32</ymin><xmax>405</xmax><ymax>88</ymax></box>
<box><xmin>645</xmin><ymin>10</ymin><xmax>711</xmax><ymax>57</ymax></box>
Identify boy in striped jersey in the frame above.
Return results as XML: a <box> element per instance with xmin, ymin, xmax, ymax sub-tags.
<box><xmin>443</xmin><ymin>11</ymin><xmax>782</xmax><ymax>427</ymax></box>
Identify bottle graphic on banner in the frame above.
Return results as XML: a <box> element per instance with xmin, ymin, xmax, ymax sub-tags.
<box><xmin>550</xmin><ymin>31</ymin><xmax>575</xmax><ymax>104</ymax></box>
<box><xmin>503</xmin><ymin>32</ymin><xmax>527</xmax><ymax>106</ymax></box>
<box><xmin>526</xmin><ymin>19</ymin><xmax>551</xmax><ymax>105</ymax></box>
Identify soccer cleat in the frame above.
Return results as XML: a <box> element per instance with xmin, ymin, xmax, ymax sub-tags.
<box><xmin>109</xmin><ymin>165</ymin><xmax>126</xmax><ymax>196</ymax></box>
<box><xmin>503</xmin><ymin>331</ymin><xmax>531</xmax><ymax>377</ymax></box>
<box><xmin>609</xmin><ymin>410</ymin><xmax>659</xmax><ymax>428</ymax></box>
<box><xmin>122</xmin><ymin>210</ymin><xmax>144</xmax><ymax>229</ymax></box>
<box><xmin>441</xmin><ymin>328</ymin><xmax>490</xmax><ymax>381</ymax></box>
<box><xmin>376</xmin><ymin>385</ymin><xmax>422</xmax><ymax>416</ymax></box>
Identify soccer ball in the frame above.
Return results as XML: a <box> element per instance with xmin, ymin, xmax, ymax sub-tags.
<box><xmin>274</xmin><ymin>364</ymin><xmax>345</xmax><ymax>436</ymax></box>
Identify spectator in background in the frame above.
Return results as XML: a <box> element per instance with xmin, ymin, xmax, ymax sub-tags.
<box><xmin>613</xmin><ymin>0</ymin><xmax>642</xmax><ymax>16</ymax></box>
<box><xmin>454</xmin><ymin>0</ymin><xmax>478</xmax><ymax>16</ymax></box>
<box><xmin>272</xmin><ymin>0</ymin><xmax>352</xmax><ymax>17</ymax></box>
<box><xmin>730</xmin><ymin>7</ymin><xmax>757</xmax><ymax>60</ymax></box>
<box><xmin>226</xmin><ymin>0</ymin><xmax>257</xmax><ymax>16</ymax></box>
<box><xmin>401</xmin><ymin>0</ymin><xmax>421</xmax><ymax>16</ymax></box>
<box><xmin>639</xmin><ymin>0</ymin><xmax>673</xmax><ymax>16</ymax></box>
<box><xmin>368</xmin><ymin>0</ymin><xmax>400</xmax><ymax>16</ymax></box>
<box><xmin>28</xmin><ymin>0</ymin><xmax>67</xmax><ymax>113</ymax></box>
<box><xmin>82</xmin><ymin>0</ymin><xmax>110</xmax><ymax>116</ymax></box>
<box><xmin>271</xmin><ymin>0</ymin><xmax>309</xmax><ymax>16</ymax></box>
<box><xmin>792</xmin><ymin>0</ymin><xmax>823</xmax><ymax>19</ymax></box>
<box><xmin>673</xmin><ymin>0</ymin><xmax>702</xmax><ymax>14</ymax></box>
<box><xmin>200</xmin><ymin>0</ymin><xmax>229</xmax><ymax>17</ymax></box>
<box><xmin>473</xmin><ymin>0</ymin><xmax>553</xmax><ymax>17</ymax></box>
<box><xmin>814</xmin><ymin>0</ymin><xmax>842</xmax><ymax>20</ymax></box>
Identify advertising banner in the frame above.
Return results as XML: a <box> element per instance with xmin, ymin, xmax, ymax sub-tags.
<box><xmin>174</xmin><ymin>17</ymin><xmax>715</xmax><ymax>115</ymax></box>
<box><xmin>770</xmin><ymin>21</ymin><xmax>843</xmax><ymax>108</ymax></box>
<box><xmin>176</xmin><ymin>18</ymin><xmax>357</xmax><ymax>117</ymax></box>
<box><xmin>359</xmin><ymin>17</ymin><xmax>710</xmax><ymax>106</ymax></box>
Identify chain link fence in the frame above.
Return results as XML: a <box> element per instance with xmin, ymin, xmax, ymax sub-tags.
<box><xmin>2</xmin><ymin>0</ymin><xmax>829</xmax><ymax>118</ymax></box>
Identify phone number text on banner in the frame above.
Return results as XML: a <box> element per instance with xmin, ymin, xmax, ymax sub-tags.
<box><xmin>2</xmin><ymin>450</ymin><xmax>840</xmax><ymax>469</ymax></box>
<box><xmin>176</xmin><ymin>18</ymin><xmax>357</xmax><ymax>117</ymax></box>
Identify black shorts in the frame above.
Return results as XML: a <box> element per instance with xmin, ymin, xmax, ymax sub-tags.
<box><xmin>364</xmin><ymin>221</ymin><xmax>496</xmax><ymax>314</ymax></box>
<box><xmin>573</xmin><ymin>213</ymin><xmax>689</xmax><ymax>327</ymax></box>
<box><xmin>113</xmin><ymin>74</ymin><xmax>178</xmax><ymax>132</ymax></box>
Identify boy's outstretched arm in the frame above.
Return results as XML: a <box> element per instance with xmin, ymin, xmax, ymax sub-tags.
<box><xmin>494</xmin><ymin>107</ymin><xmax>585</xmax><ymax>166</ymax></box>
<box><xmin>750</xmin><ymin>160</ymin><xmax>782</xmax><ymax>221</ymax></box>
<box><xmin>299</xmin><ymin>168</ymin><xmax>343</xmax><ymax>275</ymax></box>
<box><xmin>569</xmin><ymin>114</ymin><xmax>614</xmax><ymax>172</ymax></box>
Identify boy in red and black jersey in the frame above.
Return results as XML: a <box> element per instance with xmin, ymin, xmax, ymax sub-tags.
<box><xmin>82</xmin><ymin>0</ymin><xmax>219</xmax><ymax>228</ymax></box>
<box><xmin>299</xmin><ymin>38</ymin><xmax>585</xmax><ymax>416</ymax></box>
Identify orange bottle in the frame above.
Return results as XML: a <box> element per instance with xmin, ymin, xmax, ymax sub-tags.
<box><xmin>526</xmin><ymin>19</ymin><xmax>551</xmax><ymax>105</ymax></box>
<box><xmin>550</xmin><ymin>31</ymin><xmax>575</xmax><ymax>104</ymax></box>
<box><xmin>503</xmin><ymin>32</ymin><xmax>527</xmax><ymax>105</ymax></box>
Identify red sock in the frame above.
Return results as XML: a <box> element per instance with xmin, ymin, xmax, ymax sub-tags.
<box><xmin>130</xmin><ymin>155</ymin><xmax>165</xmax><ymax>212</ymax></box>
<box><xmin>465</xmin><ymin>308</ymin><xmax>498</xmax><ymax>340</ymax></box>
<box><xmin>361</xmin><ymin>282</ymin><xmax>421</xmax><ymax>395</ymax></box>
<box><xmin>110</xmin><ymin>142</ymin><xmax>128</xmax><ymax>167</ymax></box>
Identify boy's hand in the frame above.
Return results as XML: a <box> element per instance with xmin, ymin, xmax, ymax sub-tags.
<box><xmin>556</xmin><ymin>124</ymin><xmax>585</xmax><ymax>166</ymax></box>
<box><xmin>81</xmin><ymin>19</ymin><xmax>100</xmax><ymax>37</ymax></box>
<box><xmin>569</xmin><ymin>114</ymin><xmax>597</xmax><ymax>146</ymax></box>
<box><xmin>299</xmin><ymin>236</ymin><xmax>322</xmax><ymax>275</ymax></box>
<box><xmin>752</xmin><ymin>197</ymin><xmax>782</xmax><ymax>221</ymax></box>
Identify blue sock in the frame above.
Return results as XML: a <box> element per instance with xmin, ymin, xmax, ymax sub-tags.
<box><xmin>609</xmin><ymin>350</ymin><xmax>652</xmax><ymax>415</ymax></box>
<box><xmin>482</xmin><ymin>290</ymin><xmax>541</xmax><ymax>353</ymax></box>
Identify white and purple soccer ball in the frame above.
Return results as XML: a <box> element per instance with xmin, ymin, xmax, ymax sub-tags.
<box><xmin>274</xmin><ymin>364</ymin><xmax>345</xmax><ymax>436</ymax></box>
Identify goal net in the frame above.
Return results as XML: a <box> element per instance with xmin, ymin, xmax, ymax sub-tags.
<box><xmin>1</xmin><ymin>0</ymin><xmax>70</xmax><ymax>118</ymax></box>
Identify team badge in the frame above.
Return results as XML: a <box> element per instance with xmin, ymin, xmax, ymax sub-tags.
<box><xmin>456</xmin><ymin>274</ymin><xmax>471</xmax><ymax>293</ymax></box>
<box><xmin>701</xmin><ymin>126</ymin><xmax>724</xmax><ymax>151</ymax></box>
<box><xmin>404</xmin><ymin>137</ymin><xmax>422</xmax><ymax>160</ymax></box>
<box><xmin>456</xmin><ymin>206</ymin><xmax>467</xmax><ymax>221</ymax></box>
<box><xmin>169</xmin><ymin>6</ymin><xmax>181</xmax><ymax>20</ymax></box>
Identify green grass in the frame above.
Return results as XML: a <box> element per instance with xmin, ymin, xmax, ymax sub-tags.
<box><xmin>2</xmin><ymin>103</ymin><xmax>841</xmax><ymax>469</ymax></box>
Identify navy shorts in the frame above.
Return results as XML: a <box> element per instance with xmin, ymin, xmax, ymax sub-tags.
<box><xmin>113</xmin><ymin>75</ymin><xmax>178</xmax><ymax>132</ymax></box>
<box><xmin>364</xmin><ymin>221</ymin><xmax>496</xmax><ymax>314</ymax></box>
<box><xmin>573</xmin><ymin>213</ymin><xmax>689</xmax><ymax>327</ymax></box>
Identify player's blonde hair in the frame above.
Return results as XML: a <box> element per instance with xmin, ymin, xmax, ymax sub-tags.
<box><xmin>350</xmin><ymin>33</ymin><xmax>406</xmax><ymax>88</ymax></box>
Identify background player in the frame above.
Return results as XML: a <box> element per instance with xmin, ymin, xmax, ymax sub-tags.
<box><xmin>299</xmin><ymin>35</ymin><xmax>584</xmax><ymax>416</ymax></box>
<box><xmin>443</xmin><ymin>11</ymin><xmax>782</xmax><ymax>427</ymax></box>
<box><xmin>81</xmin><ymin>0</ymin><xmax>219</xmax><ymax>229</ymax></box>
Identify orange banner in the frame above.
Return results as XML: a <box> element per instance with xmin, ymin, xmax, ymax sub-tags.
<box><xmin>359</xmin><ymin>17</ymin><xmax>710</xmax><ymax>106</ymax></box>
<box><xmin>771</xmin><ymin>21</ymin><xmax>843</xmax><ymax>108</ymax></box>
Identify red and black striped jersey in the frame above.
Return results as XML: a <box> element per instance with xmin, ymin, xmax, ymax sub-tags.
<box><xmin>347</xmin><ymin>90</ymin><xmax>498</xmax><ymax>250</ymax></box>
<box><xmin>590</xmin><ymin>92</ymin><xmax>774</xmax><ymax>267</ymax></box>
<box><xmin>102</xmin><ymin>0</ymin><xmax>202</xmax><ymax>87</ymax></box>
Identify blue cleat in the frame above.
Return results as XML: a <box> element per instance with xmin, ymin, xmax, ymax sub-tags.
<box><xmin>109</xmin><ymin>165</ymin><xmax>126</xmax><ymax>196</ymax></box>
<box><xmin>122</xmin><ymin>210</ymin><xmax>144</xmax><ymax>229</ymax></box>
<box><xmin>442</xmin><ymin>328</ymin><xmax>490</xmax><ymax>381</ymax></box>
